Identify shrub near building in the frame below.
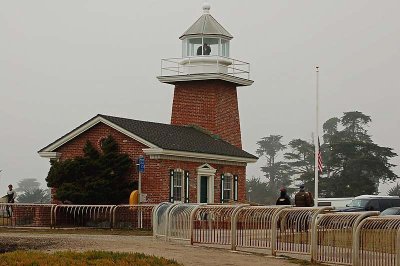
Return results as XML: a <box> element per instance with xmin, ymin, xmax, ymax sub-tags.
<box><xmin>46</xmin><ymin>135</ymin><xmax>134</xmax><ymax>204</ymax></box>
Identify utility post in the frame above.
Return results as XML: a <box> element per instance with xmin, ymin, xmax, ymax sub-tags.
<box><xmin>137</xmin><ymin>156</ymin><xmax>145</xmax><ymax>229</ymax></box>
<box><xmin>137</xmin><ymin>156</ymin><xmax>145</xmax><ymax>203</ymax></box>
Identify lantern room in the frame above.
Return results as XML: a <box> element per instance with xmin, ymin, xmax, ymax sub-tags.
<box><xmin>158</xmin><ymin>3</ymin><xmax>253</xmax><ymax>87</ymax></box>
<box><xmin>180</xmin><ymin>3</ymin><xmax>232</xmax><ymax>58</ymax></box>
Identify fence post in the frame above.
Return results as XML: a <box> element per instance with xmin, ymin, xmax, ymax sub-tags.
<box><xmin>231</xmin><ymin>207</ymin><xmax>239</xmax><ymax>251</ymax></box>
<box><xmin>396</xmin><ymin>229</ymin><xmax>400</xmax><ymax>266</ymax></box>
<box><xmin>164</xmin><ymin>203</ymin><xmax>179</xmax><ymax>241</ymax></box>
<box><xmin>230</xmin><ymin>204</ymin><xmax>249</xmax><ymax>251</ymax></box>
<box><xmin>310</xmin><ymin>207</ymin><xmax>334</xmax><ymax>263</ymax></box>
<box><xmin>271</xmin><ymin>206</ymin><xmax>291</xmax><ymax>256</ymax></box>
<box><xmin>167</xmin><ymin>204</ymin><xmax>179</xmax><ymax>241</ymax></box>
<box><xmin>271</xmin><ymin>210</ymin><xmax>279</xmax><ymax>256</ymax></box>
<box><xmin>50</xmin><ymin>204</ymin><xmax>56</xmax><ymax>229</ymax></box>
<box><xmin>111</xmin><ymin>205</ymin><xmax>118</xmax><ymax>229</ymax></box>
<box><xmin>189</xmin><ymin>204</ymin><xmax>205</xmax><ymax>245</ymax></box>
<box><xmin>350</xmin><ymin>211</ymin><xmax>379</xmax><ymax>265</ymax></box>
<box><xmin>53</xmin><ymin>205</ymin><xmax>59</xmax><ymax>228</ymax></box>
<box><xmin>353</xmin><ymin>218</ymin><xmax>368</xmax><ymax>266</ymax></box>
<box><xmin>311</xmin><ymin>214</ymin><xmax>322</xmax><ymax>263</ymax></box>
<box><xmin>152</xmin><ymin>202</ymin><xmax>163</xmax><ymax>238</ymax></box>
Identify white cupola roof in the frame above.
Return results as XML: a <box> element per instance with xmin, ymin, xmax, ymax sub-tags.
<box><xmin>180</xmin><ymin>3</ymin><xmax>233</xmax><ymax>40</ymax></box>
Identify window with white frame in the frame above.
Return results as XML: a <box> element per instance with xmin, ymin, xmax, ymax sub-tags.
<box><xmin>173</xmin><ymin>170</ymin><xmax>183</xmax><ymax>201</ymax></box>
<box><xmin>170</xmin><ymin>169</ymin><xmax>189</xmax><ymax>203</ymax></box>
<box><xmin>223</xmin><ymin>175</ymin><xmax>232</xmax><ymax>201</ymax></box>
<box><xmin>221</xmin><ymin>173</ymin><xmax>238</xmax><ymax>203</ymax></box>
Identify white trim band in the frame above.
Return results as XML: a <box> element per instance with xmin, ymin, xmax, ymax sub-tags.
<box><xmin>143</xmin><ymin>148</ymin><xmax>257</xmax><ymax>164</ymax></box>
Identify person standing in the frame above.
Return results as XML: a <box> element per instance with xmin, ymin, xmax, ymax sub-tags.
<box><xmin>196</xmin><ymin>43</ymin><xmax>212</xmax><ymax>56</ymax></box>
<box><xmin>6</xmin><ymin>184</ymin><xmax>16</xmax><ymax>217</ymax></box>
<box><xmin>294</xmin><ymin>184</ymin><xmax>314</xmax><ymax>207</ymax></box>
<box><xmin>276</xmin><ymin>187</ymin><xmax>291</xmax><ymax>205</ymax></box>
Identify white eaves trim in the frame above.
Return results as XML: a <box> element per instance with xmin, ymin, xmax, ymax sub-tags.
<box><xmin>38</xmin><ymin>152</ymin><xmax>61</xmax><ymax>159</ymax></box>
<box><xmin>143</xmin><ymin>148</ymin><xmax>257</xmax><ymax>164</ymax></box>
<box><xmin>39</xmin><ymin>116</ymin><xmax>159</xmax><ymax>154</ymax></box>
<box><xmin>157</xmin><ymin>73</ymin><xmax>254</xmax><ymax>87</ymax></box>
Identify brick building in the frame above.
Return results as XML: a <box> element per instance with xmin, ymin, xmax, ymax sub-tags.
<box><xmin>39</xmin><ymin>4</ymin><xmax>257</xmax><ymax>204</ymax></box>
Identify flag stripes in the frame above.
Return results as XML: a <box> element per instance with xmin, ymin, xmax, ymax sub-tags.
<box><xmin>318</xmin><ymin>137</ymin><xmax>323</xmax><ymax>173</ymax></box>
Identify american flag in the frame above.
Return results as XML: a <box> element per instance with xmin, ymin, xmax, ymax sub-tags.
<box><xmin>318</xmin><ymin>137</ymin><xmax>323</xmax><ymax>174</ymax></box>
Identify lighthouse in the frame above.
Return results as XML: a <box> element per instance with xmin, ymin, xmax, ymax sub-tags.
<box><xmin>158</xmin><ymin>3</ymin><xmax>253</xmax><ymax>149</ymax></box>
<box><xmin>39</xmin><ymin>3</ymin><xmax>257</xmax><ymax>205</ymax></box>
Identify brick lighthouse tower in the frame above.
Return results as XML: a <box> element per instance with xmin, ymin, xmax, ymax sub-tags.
<box><xmin>158</xmin><ymin>3</ymin><xmax>253</xmax><ymax>149</ymax></box>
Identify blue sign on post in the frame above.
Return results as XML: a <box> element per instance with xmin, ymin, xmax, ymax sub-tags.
<box><xmin>138</xmin><ymin>156</ymin><xmax>145</xmax><ymax>173</ymax></box>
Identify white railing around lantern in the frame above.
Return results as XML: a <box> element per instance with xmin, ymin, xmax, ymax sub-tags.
<box><xmin>160</xmin><ymin>56</ymin><xmax>251</xmax><ymax>80</ymax></box>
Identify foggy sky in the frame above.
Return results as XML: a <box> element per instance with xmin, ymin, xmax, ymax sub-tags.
<box><xmin>1</xmin><ymin>0</ymin><xmax>399</xmax><ymax>194</ymax></box>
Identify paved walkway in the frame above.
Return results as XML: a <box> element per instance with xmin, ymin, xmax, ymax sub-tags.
<box><xmin>0</xmin><ymin>231</ymin><xmax>302</xmax><ymax>265</ymax></box>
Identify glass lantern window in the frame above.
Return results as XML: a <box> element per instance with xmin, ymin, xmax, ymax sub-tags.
<box><xmin>186</xmin><ymin>38</ymin><xmax>202</xmax><ymax>57</ymax></box>
<box><xmin>203</xmin><ymin>38</ymin><xmax>219</xmax><ymax>56</ymax></box>
<box><xmin>182</xmin><ymin>39</ymin><xmax>187</xmax><ymax>57</ymax></box>
<box><xmin>183</xmin><ymin>37</ymin><xmax>230</xmax><ymax>57</ymax></box>
<box><xmin>221</xmin><ymin>39</ymin><xmax>229</xmax><ymax>57</ymax></box>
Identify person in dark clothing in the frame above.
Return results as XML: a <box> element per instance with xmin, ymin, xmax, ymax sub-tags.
<box><xmin>6</xmin><ymin>184</ymin><xmax>16</xmax><ymax>217</ymax></box>
<box><xmin>196</xmin><ymin>43</ymin><xmax>211</xmax><ymax>56</ymax></box>
<box><xmin>294</xmin><ymin>184</ymin><xmax>314</xmax><ymax>207</ymax></box>
<box><xmin>276</xmin><ymin>187</ymin><xmax>291</xmax><ymax>205</ymax></box>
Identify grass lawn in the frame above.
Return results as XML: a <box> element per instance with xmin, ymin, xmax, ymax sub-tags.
<box><xmin>0</xmin><ymin>250</ymin><xmax>182</xmax><ymax>266</ymax></box>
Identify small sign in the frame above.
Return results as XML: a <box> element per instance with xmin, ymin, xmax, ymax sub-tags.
<box><xmin>140</xmin><ymin>193</ymin><xmax>147</xmax><ymax>203</ymax></box>
<box><xmin>138</xmin><ymin>156</ymin><xmax>145</xmax><ymax>173</ymax></box>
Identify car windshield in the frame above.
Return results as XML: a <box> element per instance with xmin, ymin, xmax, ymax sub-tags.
<box><xmin>381</xmin><ymin>208</ymin><xmax>400</xmax><ymax>215</ymax></box>
<box><xmin>348</xmin><ymin>199</ymin><xmax>369</xmax><ymax>208</ymax></box>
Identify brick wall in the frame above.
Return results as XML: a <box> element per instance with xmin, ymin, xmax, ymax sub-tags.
<box><xmin>54</xmin><ymin>122</ymin><xmax>148</xmax><ymax>203</ymax></box>
<box><xmin>52</xmin><ymin>122</ymin><xmax>247</xmax><ymax>204</ymax></box>
<box><xmin>171</xmin><ymin>80</ymin><xmax>242</xmax><ymax>148</ymax></box>
<box><xmin>144</xmin><ymin>159</ymin><xmax>246</xmax><ymax>203</ymax></box>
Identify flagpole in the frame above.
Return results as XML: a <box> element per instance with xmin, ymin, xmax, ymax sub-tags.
<box><xmin>314</xmin><ymin>66</ymin><xmax>319</xmax><ymax>207</ymax></box>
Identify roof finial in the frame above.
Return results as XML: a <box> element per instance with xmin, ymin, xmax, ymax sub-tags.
<box><xmin>202</xmin><ymin>2</ymin><xmax>211</xmax><ymax>14</ymax></box>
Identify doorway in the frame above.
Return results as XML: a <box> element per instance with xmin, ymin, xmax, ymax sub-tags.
<box><xmin>200</xmin><ymin>176</ymin><xmax>208</xmax><ymax>203</ymax></box>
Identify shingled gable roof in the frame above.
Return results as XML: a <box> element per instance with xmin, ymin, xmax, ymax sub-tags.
<box><xmin>39</xmin><ymin>114</ymin><xmax>257</xmax><ymax>162</ymax></box>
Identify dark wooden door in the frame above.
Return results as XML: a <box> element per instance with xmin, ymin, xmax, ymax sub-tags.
<box><xmin>200</xmin><ymin>176</ymin><xmax>208</xmax><ymax>203</ymax></box>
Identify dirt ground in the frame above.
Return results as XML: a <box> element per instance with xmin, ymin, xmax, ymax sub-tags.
<box><xmin>0</xmin><ymin>230</ymin><xmax>312</xmax><ymax>266</ymax></box>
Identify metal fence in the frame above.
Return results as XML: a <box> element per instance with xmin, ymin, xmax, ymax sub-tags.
<box><xmin>168</xmin><ymin>203</ymin><xmax>202</xmax><ymax>241</ymax></box>
<box><xmin>191</xmin><ymin>204</ymin><xmax>248</xmax><ymax>245</ymax></box>
<box><xmin>5</xmin><ymin>202</ymin><xmax>400</xmax><ymax>266</ymax></box>
<box><xmin>0</xmin><ymin>203</ymin><xmax>55</xmax><ymax>227</ymax></box>
<box><xmin>53</xmin><ymin>205</ymin><xmax>115</xmax><ymax>228</ymax></box>
<box><xmin>312</xmin><ymin>211</ymin><xmax>379</xmax><ymax>265</ymax></box>
<box><xmin>153</xmin><ymin>202</ymin><xmax>176</xmax><ymax>238</ymax></box>
<box><xmin>354</xmin><ymin>216</ymin><xmax>400</xmax><ymax>266</ymax></box>
<box><xmin>0</xmin><ymin>203</ymin><xmax>155</xmax><ymax>230</ymax></box>
<box><xmin>112</xmin><ymin>204</ymin><xmax>155</xmax><ymax>229</ymax></box>
<box><xmin>271</xmin><ymin>207</ymin><xmax>334</xmax><ymax>256</ymax></box>
<box><xmin>232</xmin><ymin>205</ymin><xmax>289</xmax><ymax>251</ymax></box>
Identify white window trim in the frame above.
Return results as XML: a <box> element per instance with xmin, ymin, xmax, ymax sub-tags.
<box><xmin>223</xmin><ymin>173</ymin><xmax>233</xmax><ymax>202</ymax></box>
<box><xmin>172</xmin><ymin>169</ymin><xmax>185</xmax><ymax>203</ymax></box>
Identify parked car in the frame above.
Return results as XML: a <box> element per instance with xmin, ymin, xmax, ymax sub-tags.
<box><xmin>380</xmin><ymin>207</ymin><xmax>400</xmax><ymax>216</ymax></box>
<box><xmin>318</xmin><ymin>197</ymin><xmax>354</xmax><ymax>208</ymax></box>
<box><xmin>337</xmin><ymin>195</ymin><xmax>400</xmax><ymax>212</ymax></box>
